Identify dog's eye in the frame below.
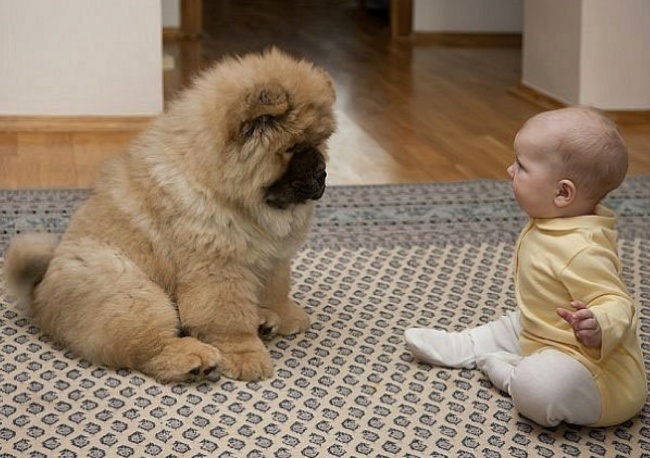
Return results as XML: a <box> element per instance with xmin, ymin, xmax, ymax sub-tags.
<box><xmin>287</xmin><ymin>143</ymin><xmax>317</xmax><ymax>155</ymax></box>
<box><xmin>287</xmin><ymin>144</ymin><xmax>305</xmax><ymax>155</ymax></box>
<box><xmin>242</xmin><ymin>115</ymin><xmax>276</xmax><ymax>138</ymax></box>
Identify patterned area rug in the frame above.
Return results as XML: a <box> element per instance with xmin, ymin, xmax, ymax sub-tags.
<box><xmin>1</xmin><ymin>177</ymin><xmax>649</xmax><ymax>458</ymax></box>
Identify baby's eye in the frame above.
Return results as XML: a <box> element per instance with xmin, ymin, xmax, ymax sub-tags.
<box><xmin>515</xmin><ymin>159</ymin><xmax>525</xmax><ymax>171</ymax></box>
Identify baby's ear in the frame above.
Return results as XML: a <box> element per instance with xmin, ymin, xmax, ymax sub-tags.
<box><xmin>554</xmin><ymin>179</ymin><xmax>576</xmax><ymax>208</ymax></box>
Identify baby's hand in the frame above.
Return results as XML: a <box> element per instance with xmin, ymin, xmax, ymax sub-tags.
<box><xmin>556</xmin><ymin>301</ymin><xmax>602</xmax><ymax>348</ymax></box>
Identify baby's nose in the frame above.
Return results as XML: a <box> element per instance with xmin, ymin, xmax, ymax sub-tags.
<box><xmin>507</xmin><ymin>163</ymin><xmax>515</xmax><ymax>178</ymax></box>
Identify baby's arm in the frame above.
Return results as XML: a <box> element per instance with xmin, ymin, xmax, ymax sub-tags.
<box><xmin>556</xmin><ymin>301</ymin><xmax>602</xmax><ymax>348</ymax></box>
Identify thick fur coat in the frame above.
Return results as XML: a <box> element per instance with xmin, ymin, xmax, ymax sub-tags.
<box><xmin>4</xmin><ymin>49</ymin><xmax>337</xmax><ymax>383</ymax></box>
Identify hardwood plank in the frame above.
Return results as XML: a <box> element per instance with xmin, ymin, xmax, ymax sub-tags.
<box><xmin>0</xmin><ymin>133</ymin><xmax>19</xmax><ymax>188</ymax></box>
<box><xmin>410</xmin><ymin>32</ymin><xmax>522</xmax><ymax>47</ymax></box>
<box><xmin>0</xmin><ymin>0</ymin><xmax>648</xmax><ymax>189</ymax></box>
<box><xmin>0</xmin><ymin>116</ymin><xmax>153</xmax><ymax>133</ymax></box>
<box><xmin>390</xmin><ymin>0</ymin><xmax>413</xmax><ymax>39</ymax></box>
<box><xmin>180</xmin><ymin>0</ymin><xmax>203</xmax><ymax>38</ymax></box>
<box><xmin>71</xmin><ymin>132</ymin><xmax>137</xmax><ymax>187</ymax></box>
<box><xmin>14</xmin><ymin>133</ymin><xmax>77</xmax><ymax>188</ymax></box>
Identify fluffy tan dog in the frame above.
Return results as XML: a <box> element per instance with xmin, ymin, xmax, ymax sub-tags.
<box><xmin>4</xmin><ymin>48</ymin><xmax>336</xmax><ymax>383</ymax></box>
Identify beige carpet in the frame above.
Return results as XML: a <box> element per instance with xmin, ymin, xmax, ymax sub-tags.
<box><xmin>1</xmin><ymin>179</ymin><xmax>649</xmax><ymax>457</ymax></box>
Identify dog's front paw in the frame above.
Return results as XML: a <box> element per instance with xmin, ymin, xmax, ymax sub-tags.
<box><xmin>276</xmin><ymin>300</ymin><xmax>311</xmax><ymax>336</ymax></box>
<box><xmin>218</xmin><ymin>338</ymin><xmax>274</xmax><ymax>381</ymax></box>
<box><xmin>144</xmin><ymin>337</ymin><xmax>223</xmax><ymax>383</ymax></box>
<box><xmin>258</xmin><ymin>307</ymin><xmax>281</xmax><ymax>340</ymax></box>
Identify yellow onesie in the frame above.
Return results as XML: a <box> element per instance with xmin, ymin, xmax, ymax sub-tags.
<box><xmin>515</xmin><ymin>205</ymin><xmax>647</xmax><ymax>426</ymax></box>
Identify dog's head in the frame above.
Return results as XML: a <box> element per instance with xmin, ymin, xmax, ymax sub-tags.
<box><xmin>173</xmin><ymin>48</ymin><xmax>336</xmax><ymax>208</ymax></box>
<box><xmin>230</xmin><ymin>49</ymin><xmax>335</xmax><ymax>209</ymax></box>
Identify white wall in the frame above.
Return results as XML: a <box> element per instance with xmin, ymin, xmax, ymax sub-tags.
<box><xmin>522</xmin><ymin>0</ymin><xmax>650</xmax><ymax>110</ymax></box>
<box><xmin>414</xmin><ymin>0</ymin><xmax>523</xmax><ymax>33</ymax></box>
<box><xmin>0</xmin><ymin>0</ymin><xmax>163</xmax><ymax>116</ymax></box>
<box><xmin>162</xmin><ymin>0</ymin><xmax>180</xmax><ymax>28</ymax></box>
<box><xmin>521</xmin><ymin>0</ymin><xmax>582</xmax><ymax>104</ymax></box>
<box><xmin>580</xmin><ymin>1</ymin><xmax>650</xmax><ymax>109</ymax></box>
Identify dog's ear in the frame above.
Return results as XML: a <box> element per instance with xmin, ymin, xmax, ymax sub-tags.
<box><xmin>241</xmin><ymin>84</ymin><xmax>290</xmax><ymax>138</ymax></box>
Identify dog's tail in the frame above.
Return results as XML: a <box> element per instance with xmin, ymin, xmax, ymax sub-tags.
<box><xmin>4</xmin><ymin>233</ymin><xmax>60</xmax><ymax>308</ymax></box>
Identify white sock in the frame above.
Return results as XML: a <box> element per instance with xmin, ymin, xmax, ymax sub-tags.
<box><xmin>475</xmin><ymin>351</ymin><xmax>523</xmax><ymax>393</ymax></box>
<box><xmin>404</xmin><ymin>328</ymin><xmax>476</xmax><ymax>369</ymax></box>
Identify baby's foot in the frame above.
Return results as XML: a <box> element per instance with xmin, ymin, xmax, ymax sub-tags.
<box><xmin>404</xmin><ymin>328</ymin><xmax>476</xmax><ymax>369</ymax></box>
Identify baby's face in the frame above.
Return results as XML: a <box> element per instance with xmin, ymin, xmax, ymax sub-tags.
<box><xmin>508</xmin><ymin>123</ymin><xmax>563</xmax><ymax>218</ymax></box>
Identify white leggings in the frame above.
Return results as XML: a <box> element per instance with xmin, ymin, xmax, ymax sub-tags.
<box><xmin>471</xmin><ymin>311</ymin><xmax>602</xmax><ymax>427</ymax></box>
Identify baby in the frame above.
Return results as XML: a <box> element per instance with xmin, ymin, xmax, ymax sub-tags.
<box><xmin>405</xmin><ymin>107</ymin><xmax>647</xmax><ymax>427</ymax></box>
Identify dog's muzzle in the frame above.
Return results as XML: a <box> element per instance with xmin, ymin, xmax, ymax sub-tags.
<box><xmin>265</xmin><ymin>148</ymin><xmax>327</xmax><ymax>209</ymax></box>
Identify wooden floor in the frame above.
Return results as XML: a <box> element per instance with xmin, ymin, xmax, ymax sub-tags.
<box><xmin>1</xmin><ymin>0</ymin><xmax>649</xmax><ymax>189</ymax></box>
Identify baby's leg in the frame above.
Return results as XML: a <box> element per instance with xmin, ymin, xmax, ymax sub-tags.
<box><xmin>489</xmin><ymin>349</ymin><xmax>601</xmax><ymax>427</ymax></box>
<box><xmin>475</xmin><ymin>351</ymin><xmax>523</xmax><ymax>391</ymax></box>
<box><xmin>405</xmin><ymin>310</ymin><xmax>522</xmax><ymax>368</ymax></box>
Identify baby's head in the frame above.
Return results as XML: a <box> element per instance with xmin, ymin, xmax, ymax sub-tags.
<box><xmin>510</xmin><ymin>107</ymin><xmax>628</xmax><ymax>217</ymax></box>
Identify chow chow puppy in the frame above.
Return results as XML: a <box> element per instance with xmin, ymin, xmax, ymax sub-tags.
<box><xmin>4</xmin><ymin>48</ymin><xmax>336</xmax><ymax>383</ymax></box>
